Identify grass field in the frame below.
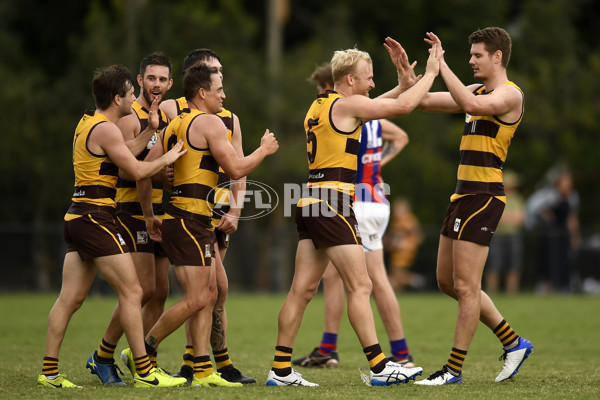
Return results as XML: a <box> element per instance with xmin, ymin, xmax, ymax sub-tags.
<box><xmin>0</xmin><ymin>291</ymin><xmax>598</xmax><ymax>399</ymax></box>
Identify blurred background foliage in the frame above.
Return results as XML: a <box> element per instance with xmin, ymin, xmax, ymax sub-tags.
<box><xmin>1</xmin><ymin>0</ymin><xmax>599</xmax><ymax>290</ymax></box>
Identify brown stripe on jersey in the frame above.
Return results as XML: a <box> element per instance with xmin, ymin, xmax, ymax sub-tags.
<box><xmin>345</xmin><ymin>138</ymin><xmax>360</xmax><ymax>155</ymax></box>
<box><xmin>172</xmin><ymin>183</ymin><xmax>215</xmax><ymax>204</ymax></box>
<box><xmin>308</xmin><ymin>167</ymin><xmax>357</xmax><ymax>184</ymax></box>
<box><xmin>166</xmin><ymin>205</ymin><xmax>214</xmax><ymax>228</ymax></box>
<box><xmin>116</xmin><ymin>178</ymin><xmax>163</xmax><ymax>189</ymax></box>
<box><xmin>455</xmin><ymin>180</ymin><xmax>505</xmax><ymax>196</ymax></box>
<box><xmin>460</xmin><ymin>150</ymin><xmax>504</xmax><ymax>169</ymax></box>
<box><xmin>217</xmin><ymin>171</ymin><xmax>229</xmax><ymax>186</ymax></box>
<box><xmin>67</xmin><ymin>202</ymin><xmax>116</xmax><ymax>216</ymax></box>
<box><xmin>219</xmin><ymin>114</ymin><xmax>233</xmax><ymax>131</ymax></box>
<box><xmin>117</xmin><ymin>202</ymin><xmax>164</xmax><ymax>215</ymax></box>
<box><xmin>463</xmin><ymin>119</ymin><xmax>500</xmax><ymax>138</ymax></box>
<box><xmin>98</xmin><ymin>161</ymin><xmax>118</xmax><ymax>176</ymax></box>
<box><xmin>199</xmin><ymin>155</ymin><xmax>220</xmax><ymax>173</ymax></box>
<box><xmin>73</xmin><ymin>185</ymin><xmax>116</xmax><ymax>200</ymax></box>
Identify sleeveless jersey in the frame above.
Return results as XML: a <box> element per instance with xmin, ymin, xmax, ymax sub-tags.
<box><xmin>451</xmin><ymin>81</ymin><xmax>524</xmax><ymax>204</ymax></box>
<box><xmin>115</xmin><ymin>100</ymin><xmax>169</xmax><ymax>217</ymax></box>
<box><xmin>162</xmin><ymin>108</ymin><xmax>219</xmax><ymax>228</ymax></box>
<box><xmin>355</xmin><ymin>120</ymin><xmax>388</xmax><ymax>205</ymax></box>
<box><xmin>69</xmin><ymin>111</ymin><xmax>119</xmax><ymax>209</ymax></box>
<box><xmin>302</xmin><ymin>91</ymin><xmax>361</xmax><ymax>205</ymax></box>
<box><xmin>176</xmin><ymin>97</ymin><xmax>234</xmax><ymax>223</ymax></box>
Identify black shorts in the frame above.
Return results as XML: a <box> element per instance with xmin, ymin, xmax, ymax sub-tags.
<box><xmin>440</xmin><ymin>194</ymin><xmax>505</xmax><ymax>246</ymax></box>
<box><xmin>116</xmin><ymin>212</ymin><xmax>166</xmax><ymax>256</ymax></box>
<box><xmin>295</xmin><ymin>199</ymin><xmax>362</xmax><ymax>249</ymax></box>
<box><xmin>64</xmin><ymin>205</ymin><xmax>129</xmax><ymax>261</ymax></box>
<box><xmin>161</xmin><ymin>218</ymin><xmax>215</xmax><ymax>266</ymax></box>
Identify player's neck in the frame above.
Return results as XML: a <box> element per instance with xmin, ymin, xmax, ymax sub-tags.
<box><xmin>482</xmin><ymin>71</ymin><xmax>509</xmax><ymax>91</ymax></box>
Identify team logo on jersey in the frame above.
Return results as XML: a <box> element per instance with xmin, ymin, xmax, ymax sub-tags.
<box><xmin>204</xmin><ymin>244</ymin><xmax>211</xmax><ymax>258</ymax></box>
<box><xmin>453</xmin><ymin>218</ymin><xmax>461</xmax><ymax>233</ymax></box>
<box><xmin>137</xmin><ymin>230</ymin><xmax>149</xmax><ymax>244</ymax></box>
<box><xmin>117</xmin><ymin>233</ymin><xmax>126</xmax><ymax>246</ymax></box>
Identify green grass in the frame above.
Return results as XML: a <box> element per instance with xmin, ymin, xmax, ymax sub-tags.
<box><xmin>0</xmin><ymin>292</ymin><xmax>599</xmax><ymax>399</ymax></box>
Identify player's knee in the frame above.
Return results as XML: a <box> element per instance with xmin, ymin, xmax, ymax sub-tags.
<box><xmin>453</xmin><ymin>279</ymin><xmax>480</xmax><ymax>299</ymax></box>
<box><xmin>437</xmin><ymin>279</ymin><xmax>456</xmax><ymax>297</ymax></box>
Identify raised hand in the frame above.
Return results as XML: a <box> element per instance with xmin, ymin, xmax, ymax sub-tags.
<box><xmin>147</xmin><ymin>97</ymin><xmax>160</xmax><ymax>133</ymax></box>
<box><xmin>424</xmin><ymin>32</ymin><xmax>445</xmax><ymax>76</ymax></box>
<box><xmin>384</xmin><ymin>37</ymin><xmax>420</xmax><ymax>91</ymax></box>
<box><xmin>260</xmin><ymin>129</ymin><xmax>279</xmax><ymax>155</ymax></box>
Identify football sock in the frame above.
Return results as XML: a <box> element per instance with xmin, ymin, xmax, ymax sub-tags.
<box><xmin>96</xmin><ymin>339</ymin><xmax>116</xmax><ymax>362</ymax></box>
<box><xmin>318</xmin><ymin>332</ymin><xmax>338</xmax><ymax>355</ymax></box>
<box><xmin>181</xmin><ymin>345</ymin><xmax>194</xmax><ymax>369</ymax></box>
<box><xmin>42</xmin><ymin>356</ymin><xmax>59</xmax><ymax>378</ymax></box>
<box><xmin>390</xmin><ymin>338</ymin><xmax>410</xmax><ymax>360</ymax></box>
<box><xmin>363</xmin><ymin>343</ymin><xmax>387</xmax><ymax>373</ymax></box>
<box><xmin>272</xmin><ymin>345</ymin><xmax>292</xmax><ymax>377</ymax></box>
<box><xmin>445</xmin><ymin>347</ymin><xmax>467</xmax><ymax>376</ymax></box>
<box><xmin>193</xmin><ymin>355</ymin><xmax>213</xmax><ymax>379</ymax></box>
<box><xmin>144</xmin><ymin>341</ymin><xmax>158</xmax><ymax>367</ymax></box>
<box><xmin>134</xmin><ymin>354</ymin><xmax>153</xmax><ymax>377</ymax></box>
<box><xmin>214</xmin><ymin>347</ymin><xmax>233</xmax><ymax>371</ymax></box>
<box><xmin>493</xmin><ymin>319</ymin><xmax>520</xmax><ymax>350</ymax></box>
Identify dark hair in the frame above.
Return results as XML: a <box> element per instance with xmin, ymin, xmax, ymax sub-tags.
<box><xmin>140</xmin><ymin>52</ymin><xmax>172</xmax><ymax>77</ymax></box>
<box><xmin>308</xmin><ymin>63</ymin><xmax>333</xmax><ymax>87</ymax></box>
<box><xmin>469</xmin><ymin>27</ymin><xmax>512</xmax><ymax>68</ymax></box>
<box><xmin>183</xmin><ymin>64</ymin><xmax>219</xmax><ymax>100</ymax></box>
<box><xmin>182</xmin><ymin>48</ymin><xmax>220</xmax><ymax>73</ymax></box>
<box><xmin>92</xmin><ymin>64</ymin><xmax>134</xmax><ymax>110</ymax></box>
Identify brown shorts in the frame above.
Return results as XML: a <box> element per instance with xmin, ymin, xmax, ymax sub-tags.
<box><xmin>295</xmin><ymin>199</ymin><xmax>362</xmax><ymax>249</ymax></box>
<box><xmin>64</xmin><ymin>209</ymin><xmax>129</xmax><ymax>261</ymax></box>
<box><xmin>116</xmin><ymin>212</ymin><xmax>167</xmax><ymax>257</ymax></box>
<box><xmin>161</xmin><ymin>218</ymin><xmax>215</xmax><ymax>266</ymax></box>
<box><xmin>440</xmin><ymin>194</ymin><xmax>505</xmax><ymax>246</ymax></box>
<box><xmin>215</xmin><ymin>228</ymin><xmax>230</xmax><ymax>249</ymax></box>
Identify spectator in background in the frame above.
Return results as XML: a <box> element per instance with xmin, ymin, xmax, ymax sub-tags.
<box><xmin>525</xmin><ymin>165</ymin><xmax>581</xmax><ymax>294</ymax></box>
<box><xmin>484</xmin><ymin>170</ymin><xmax>525</xmax><ymax>294</ymax></box>
<box><xmin>384</xmin><ymin>197</ymin><xmax>424</xmax><ymax>292</ymax></box>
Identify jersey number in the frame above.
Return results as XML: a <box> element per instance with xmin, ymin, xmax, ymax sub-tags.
<box><xmin>306</xmin><ymin>118</ymin><xmax>318</xmax><ymax>163</ymax></box>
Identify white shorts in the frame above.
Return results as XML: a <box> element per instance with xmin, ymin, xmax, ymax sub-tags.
<box><xmin>353</xmin><ymin>201</ymin><xmax>390</xmax><ymax>252</ymax></box>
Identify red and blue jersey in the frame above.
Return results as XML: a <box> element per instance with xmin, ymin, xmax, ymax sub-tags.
<box><xmin>355</xmin><ymin>120</ymin><xmax>388</xmax><ymax>204</ymax></box>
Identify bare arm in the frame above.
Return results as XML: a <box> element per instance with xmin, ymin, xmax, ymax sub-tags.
<box><xmin>159</xmin><ymin>98</ymin><xmax>178</xmax><ymax>121</ymax></box>
<box><xmin>379</xmin><ymin>119</ymin><xmax>409</xmax><ymax>167</ymax></box>
<box><xmin>136</xmin><ymin>131</ymin><xmax>167</xmax><ymax>242</ymax></box>
<box><xmin>191</xmin><ymin>114</ymin><xmax>278</xmax><ymax>180</ymax></box>
<box><xmin>425</xmin><ymin>32</ymin><xmax>523</xmax><ymax>119</ymax></box>
<box><xmin>91</xmin><ymin>122</ymin><xmax>185</xmax><ymax>181</ymax></box>
<box><xmin>216</xmin><ymin>113</ymin><xmax>247</xmax><ymax>234</ymax></box>
<box><xmin>332</xmin><ymin>37</ymin><xmax>443</xmax><ymax>130</ymax></box>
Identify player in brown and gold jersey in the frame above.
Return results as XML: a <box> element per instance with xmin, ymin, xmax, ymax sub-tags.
<box><xmin>85</xmin><ymin>53</ymin><xmax>175</xmax><ymax>385</ymax></box>
<box><xmin>161</xmin><ymin>49</ymin><xmax>254</xmax><ymax>384</ymax></box>
<box><xmin>129</xmin><ymin>63</ymin><xmax>278</xmax><ymax>388</ymax></box>
<box><xmin>267</xmin><ymin>37</ymin><xmax>443</xmax><ymax>387</ymax></box>
<box><xmin>412</xmin><ymin>28</ymin><xmax>533</xmax><ymax>386</ymax></box>
<box><xmin>38</xmin><ymin>64</ymin><xmax>186</xmax><ymax>389</ymax></box>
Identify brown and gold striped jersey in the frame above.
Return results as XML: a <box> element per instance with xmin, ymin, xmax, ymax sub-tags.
<box><xmin>451</xmin><ymin>82</ymin><xmax>524</xmax><ymax>204</ymax></box>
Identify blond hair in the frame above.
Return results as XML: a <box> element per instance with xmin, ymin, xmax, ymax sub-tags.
<box><xmin>330</xmin><ymin>48</ymin><xmax>372</xmax><ymax>84</ymax></box>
